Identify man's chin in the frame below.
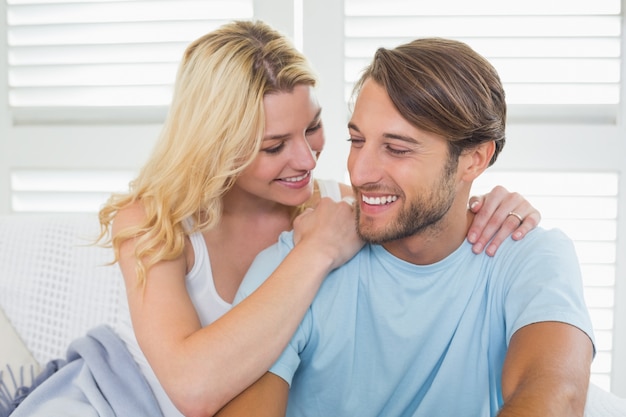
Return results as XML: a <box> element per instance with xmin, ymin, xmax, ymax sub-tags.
<box><xmin>357</xmin><ymin>225</ymin><xmax>392</xmax><ymax>245</ymax></box>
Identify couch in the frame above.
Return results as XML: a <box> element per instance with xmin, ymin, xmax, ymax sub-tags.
<box><xmin>0</xmin><ymin>213</ymin><xmax>625</xmax><ymax>416</ymax></box>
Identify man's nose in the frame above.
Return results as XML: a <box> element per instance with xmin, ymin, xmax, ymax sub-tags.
<box><xmin>348</xmin><ymin>145</ymin><xmax>380</xmax><ymax>187</ymax></box>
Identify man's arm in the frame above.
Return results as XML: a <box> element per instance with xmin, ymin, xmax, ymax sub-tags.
<box><xmin>499</xmin><ymin>321</ymin><xmax>594</xmax><ymax>416</ymax></box>
<box><xmin>215</xmin><ymin>372</ymin><xmax>289</xmax><ymax>417</ymax></box>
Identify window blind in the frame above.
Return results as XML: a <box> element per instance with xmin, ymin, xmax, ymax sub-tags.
<box><xmin>344</xmin><ymin>0</ymin><xmax>622</xmax><ymax>124</ymax></box>
<box><xmin>7</xmin><ymin>0</ymin><xmax>254</xmax><ymax>124</ymax></box>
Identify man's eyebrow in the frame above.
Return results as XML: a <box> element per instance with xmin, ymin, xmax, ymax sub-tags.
<box><xmin>348</xmin><ymin>122</ymin><xmax>419</xmax><ymax>144</ymax></box>
<box><xmin>383</xmin><ymin>133</ymin><xmax>419</xmax><ymax>144</ymax></box>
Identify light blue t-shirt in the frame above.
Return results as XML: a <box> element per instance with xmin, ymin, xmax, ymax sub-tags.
<box><xmin>235</xmin><ymin>227</ymin><xmax>594</xmax><ymax>417</ymax></box>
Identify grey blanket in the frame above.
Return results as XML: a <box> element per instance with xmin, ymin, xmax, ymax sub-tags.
<box><xmin>1</xmin><ymin>325</ymin><xmax>163</xmax><ymax>417</ymax></box>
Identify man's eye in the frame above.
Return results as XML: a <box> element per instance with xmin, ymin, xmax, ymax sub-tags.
<box><xmin>387</xmin><ymin>146</ymin><xmax>410</xmax><ymax>155</ymax></box>
<box><xmin>385</xmin><ymin>144</ymin><xmax>411</xmax><ymax>155</ymax></box>
<box><xmin>347</xmin><ymin>138</ymin><xmax>364</xmax><ymax>147</ymax></box>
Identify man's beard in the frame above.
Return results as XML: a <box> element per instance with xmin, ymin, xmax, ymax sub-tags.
<box><xmin>355</xmin><ymin>157</ymin><xmax>458</xmax><ymax>244</ymax></box>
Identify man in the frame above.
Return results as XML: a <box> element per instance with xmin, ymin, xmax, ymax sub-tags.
<box><xmin>217</xmin><ymin>38</ymin><xmax>594</xmax><ymax>416</ymax></box>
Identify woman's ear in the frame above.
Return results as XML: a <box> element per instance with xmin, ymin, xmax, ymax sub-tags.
<box><xmin>460</xmin><ymin>141</ymin><xmax>496</xmax><ymax>182</ymax></box>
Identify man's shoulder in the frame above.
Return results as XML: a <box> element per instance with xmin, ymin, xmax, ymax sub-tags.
<box><xmin>497</xmin><ymin>226</ymin><xmax>574</xmax><ymax>255</ymax></box>
<box><xmin>466</xmin><ymin>227</ymin><xmax>579</xmax><ymax>285</ymax></box>
<box><xmin>488</xmin><ymin>227</ymin><xmax>580</xmax><ymax>280</ymax></box>
<box><xmin>233</xmin><ymin>231</ymin><xmax>295</xmax><ymax>303</ymax></box>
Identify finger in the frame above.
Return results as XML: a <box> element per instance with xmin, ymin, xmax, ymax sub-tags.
<box><xmin>483</xmin><ymin>214</ymin><xmax>525</xmax><ymax>256</ymax></box>
<box><xmin>467</xmin><ymin>195</ymin><xmax>484</xmax><ymax>214</ymax></box>
<box><xmin>293</xmin><ymin>207</ymin><xmax>314</xmax><ymax>223</ymax></box>
<box><xmin>483</xmin><ymin>204</ymin><xmax>541</xmax><ymax>255</ymax></box>
<box><xmin>292</xmin><ymin>207</ymin><xmax>315</xmax><ymax>244</ymax></box>
<box><xmin>509</xmin><ymin>210</ymin><xmax>541</xmax><ymax>241</ymax></box>
<box><xmin>467</xmin><ymin>186</ymin><xmax>512</xmax><ymax>245</ymax></box>
<box><xmin>473</xmin><ymin>200</ymin><xmax>524</xmax><ymax>254</ymax></box>
<box><xmin>469</xmin><ymin>188</ymin><xmax>538</xmax><ymax>254</ymax></box>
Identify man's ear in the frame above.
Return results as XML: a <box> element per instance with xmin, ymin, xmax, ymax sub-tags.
<box><xmin>460</xmin><ymin>141</ymin><xmax>496</xmax><ymax>182</ymax></box>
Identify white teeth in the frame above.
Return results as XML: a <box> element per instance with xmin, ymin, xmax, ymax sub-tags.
<box><xmin>283</xmin><ymin>173</ymin><xmax>308</xmax><ymax>182</ymax></box>
<box><xmin>362</xmin><ymin>195</ymin><xmax>398</xmax><ymax>205</ymax></box>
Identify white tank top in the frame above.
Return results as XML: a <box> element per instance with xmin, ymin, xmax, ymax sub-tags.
<box><xmin>114</xmin><ymin>178</ymin><xmax>342</xmax><ymax>416</ymax></box>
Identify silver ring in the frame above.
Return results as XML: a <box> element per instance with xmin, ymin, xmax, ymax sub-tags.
<box><xmin>507</xmin><ymin>211</ymin><xmax>524</xmax><ymax>224</ymax></box>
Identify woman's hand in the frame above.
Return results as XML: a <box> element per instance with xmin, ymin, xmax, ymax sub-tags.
<box><xmin>293</xmin><ymin>197</ymin><xmax>364</xmax><ymax>270</ymax></box>
<box><xmin>467</xmin><ymin>185</ymin><xmax>541</xmax><ymax>256</ymax></box>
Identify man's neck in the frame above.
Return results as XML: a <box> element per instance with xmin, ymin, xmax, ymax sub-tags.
<box><xmin>382</xmin><ymin>200</ymin><xmax>474</xmax><ymax>266</ymax></box>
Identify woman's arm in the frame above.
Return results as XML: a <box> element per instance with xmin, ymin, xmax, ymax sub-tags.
<box><xmin>115</xmin><ymin>198</ymin><xmax>362</xmax><ymax>417</ymax></box>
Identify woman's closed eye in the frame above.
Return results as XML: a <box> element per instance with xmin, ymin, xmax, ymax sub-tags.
<box><xmin>306</xmin><ymin>122</ymin><xmax>322</xmax><ymax>135</ymax></box>
<box><xmin>262</xmin><ymin>142</ymin><xmax>285</xmax><ymax>154</ymax></box>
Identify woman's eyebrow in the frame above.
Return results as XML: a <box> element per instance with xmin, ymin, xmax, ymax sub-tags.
<box><xmin>264</xmin><ymin>109</ymin><xmax>323</xmax><ymax>141</ymax></box>
<box><xmin>309</xmin><ymin>108</ymin><xmax>322</xmax><ymax>124</ymax></box>
<box><xmin>264</xmin><ymin>133</ymin><xmax>290</xmax><ymax>141</ymax></box>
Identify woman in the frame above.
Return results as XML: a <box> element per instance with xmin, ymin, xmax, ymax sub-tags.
<box><xmin>9</xmin><ymin>20</ymin><xmax>538</xmax><ymax>417</ymax></box>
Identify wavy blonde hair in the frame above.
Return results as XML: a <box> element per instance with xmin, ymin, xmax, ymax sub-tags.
<box><xmin>98</xmin><ymin>20</ymin><xmax>317</xmax><ymax>286</ymax></box>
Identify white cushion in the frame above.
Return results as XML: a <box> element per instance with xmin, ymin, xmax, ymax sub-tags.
<box><xmin>0</xmin><ymin>214</ymin><xmax>124</xmax><ymax>365</ymax></box>
<box><xmin>0</xmin><ymin>306</ymin><xmax>40</xmax><ymax>393</ymax></box>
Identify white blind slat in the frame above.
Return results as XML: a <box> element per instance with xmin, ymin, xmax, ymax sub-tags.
<box><xmin>346</xmin><ymin>37</ymin><xmax>621</xmax><ymax>58</ymax></box>
<box><xmin>10</xmin><ymin>63</ymin><xmax>178</xmax><ymax>86</ymax></box>
<box><xmin>8</xmin><ymin>1</ymin><xmax>252</xmax><ymax>24</ymax></box>
<box><xmin>8</xmin><ymin>21</ymin><xmax>235</xmax><ymax>45</ymax></box>
<box><xmin>10</xmin><ymin>169</ymin><xmax>136</xmax><ymax>212</ymax></box>
<box><xmin>9</xmin><ymin>43</ymin><xmax>189</xmax><ymax>65</ymax></box>
<box><xmin>345</xmin><ymin>0</ymin><xmax>619</xmax><ymax>15</ymax></box>
<box><xmin>345</xmin><ymin>16</ymin><xmax>620</xmax><ymax>38</ymax></box>
<box><xmin>10</xmin><ymin>86</ymin><xmax>174</xmax><ymax>106</ymax></box>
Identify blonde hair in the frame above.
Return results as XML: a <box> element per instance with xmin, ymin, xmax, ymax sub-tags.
<box><xmin>98</xmin><ymin>20</ymin><xmax>317</xmax><ymax>286</ymax></box>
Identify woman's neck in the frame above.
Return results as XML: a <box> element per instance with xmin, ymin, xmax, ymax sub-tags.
<box><xmin>202</xmin><ymin>193</ymin><xmax>295</xmax><ymax>303</ymax></box>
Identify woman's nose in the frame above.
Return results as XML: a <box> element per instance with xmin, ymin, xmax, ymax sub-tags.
<box><xmin>292</xmin><ymin>136</ymin><xmax>317</xmax><ymax>170</ymax></box>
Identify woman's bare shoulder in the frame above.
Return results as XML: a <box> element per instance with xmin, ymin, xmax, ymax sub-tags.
<box><xmin>111</xmin><ymin>200</ymin><xmax>145</xmax><ymax>236</ymax></box>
